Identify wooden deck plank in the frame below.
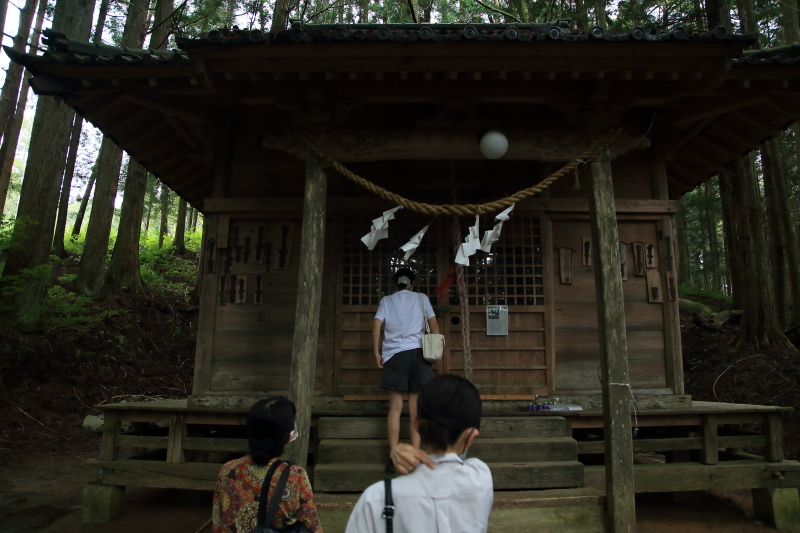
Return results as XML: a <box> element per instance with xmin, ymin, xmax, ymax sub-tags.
<box><xmin>584</xmin><ymin>460</ymin><xmax>800</xmax><ymax>493</ymax></box>
<box><xmin>318</xmin><ymin>437</ymin><xmax>578</xmax><ymax>464</ymax></box>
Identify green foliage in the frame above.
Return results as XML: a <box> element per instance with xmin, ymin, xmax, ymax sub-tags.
<box><xmin>0</xmin><ymin>264</ymin><xmax>114</xmax><ymax>330</ymax></box>
<box><xmin>139</xmin><ymin>233</ymin><xmax>200</xmax><ymax>300</ymax></box>
<box><xmin>678</xmin><ymin>282</ymin><xmax>733</xmax><ymax>304</ymax></box>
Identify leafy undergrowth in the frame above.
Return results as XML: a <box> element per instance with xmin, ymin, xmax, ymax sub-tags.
<box><xmin>0</xmin><ymin>248</ymin><xmax>198</xmax><ymax>462</ymax></box>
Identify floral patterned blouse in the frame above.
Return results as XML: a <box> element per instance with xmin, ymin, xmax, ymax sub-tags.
<box><xmin>212</xmin><ymin>455</ymin><xmax>321</xmax><ymax>533</ymax></box>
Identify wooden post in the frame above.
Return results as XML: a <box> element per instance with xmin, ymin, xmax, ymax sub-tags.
<box><xmin>285</xmin><ymin>148</ymin><xmax>328</xmax><ymax>467</ymax></box>
<box><xmin>588</xmin><ymin>146</ymin><xmax>636</xmax><ymax>533</ymax></box>
<box><xmin>765</xmin><ymin>413</ymin><xmax>785</xmax><ymax>462</ymax></box>
<box><xmin>166</xmin><ymin>413</ymin><xmax>186</xmax><ymax>464</ymax></box>
<box><xmin>700</xmin><ymin>414</ymin><xmax>719</xmax><ymax>465</ymax></box>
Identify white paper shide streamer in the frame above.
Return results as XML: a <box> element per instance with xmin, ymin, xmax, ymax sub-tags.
<box><xmin>399</xmin><ymin>224</ymin><xmax>430</xmax><ymax>259</ymax></box>
<box><xmin>455</xmin><ymin>216</ymin><xmax>481</xmax><ymax>266</ymax></box>
<box><xmin>361</xmin><ymin>206</ymin><xmax>403</xmax><ymax>250</ymax></box>
<box><xmin>480</xmin><ymin>204</ymin><xmax>515</xmax><ymax>253</ymax></box>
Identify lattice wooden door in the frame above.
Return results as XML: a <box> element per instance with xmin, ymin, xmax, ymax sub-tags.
<box><xmin>334</xmin><ymin>212</ymin><xmax>553</xmax><ymax>397</ymax></box>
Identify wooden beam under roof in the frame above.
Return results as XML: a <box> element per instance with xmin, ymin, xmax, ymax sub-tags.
<box><xmin>673</xmin><ymin>95</ymin><xmax>768</xmax><ymax>126</ymax></box>
<box><xmin>262</xmin><ymin>129</ymin><xmax>650</xmax><ymax>162</ymax></box>
<box><xmin>694</xmin><ymin>134</ymin><xmax>745</xmax><ymax>162</ymax></box>
<box><xmin>731</xmin><ymin>110</ymin><xmax>781</xmax><ymax>139</ymax></box>
<box><xmin>682</xmin><ymin>148</ymin><xmax>724</xmax><ymax>174</ymax></box>
<box><xmin>122</xmin><ymin>93</ymin><xmax>211</xmax><ymax>124</ymax></box>
<box><xmin>164</xmin><ymin>115</ymin><xmax>203</xmax><ymax>152</ymax></box>
<box><xmin>203</xmin><ymin>197</ymin><xmax>678</xmax><ymax>214</ymax></box>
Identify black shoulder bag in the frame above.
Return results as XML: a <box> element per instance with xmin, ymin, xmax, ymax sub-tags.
<box><xmin>382</xmin><ymin>479</ymin><xmax>395</xmax><ymax>533</ymax></box>
<box><xmin>250</xmin><ymin>460</ymin><xmax>294</xmax><ymax>533</ymax></box>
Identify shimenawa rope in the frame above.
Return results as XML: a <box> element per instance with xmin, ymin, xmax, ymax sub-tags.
<box><xmin>294</xmin><ymin>128</ymin><xmax>623</xmax><ymax>216</ymax></box>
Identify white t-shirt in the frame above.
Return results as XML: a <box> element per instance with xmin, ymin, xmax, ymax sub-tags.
<box><xmin>374</xmin><ymin>290</ymin><xmax>435</xmax><ymax>363</ymax></box>
<box><xmin>345</xmin><ymin>454</ymin><xmax>494</xmax><ymax>533</ymax></box>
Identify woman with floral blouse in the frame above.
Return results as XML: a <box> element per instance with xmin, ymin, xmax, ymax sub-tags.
<box><xmin>212</xmin><ymin>397</ymin><xmax>322</xmax><ymax>533</ymax></box>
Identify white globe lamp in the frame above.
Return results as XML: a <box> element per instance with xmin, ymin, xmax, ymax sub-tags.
<box><xmin>479</xmin><ymin>130</ymin><xmax>508</xmax><ymax>159</ymax></box>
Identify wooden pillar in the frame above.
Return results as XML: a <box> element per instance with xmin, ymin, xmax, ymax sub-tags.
<box><xmin>651</xmin><ymin>151</ymin><xmax>684</xmax><ymax>394</ymax></box>
<box><xmin>285</xmin><ymin>148</ymin><xmax>328</xmax><ymax>467</ymax></box>
<box><xmin>700</xmin><ymin>414</ymin><xmax>719</xmax><ymax>465</ymax></box>
<box><xmin>588</xmin><ymin>146</ymin><xmax>636</xmax><ymax>533</ymax></box>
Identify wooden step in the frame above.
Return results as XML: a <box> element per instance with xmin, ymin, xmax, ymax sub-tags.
<box><xmin>316</xmin><ymin>488</ymin><xmax>604</xmax><ymax>533</ymax></box>
<box><xmin>313</xmin><ymin>460</ymin><xmax>584</xmax><ymax>492</ymax></box>
<box><xmin>318</xmin><ymin>437</ymin><xmax>578</xmax><ymax>464</ymax></box>
<box><xmin>317</xmin><ymin>416</ymin><xmax>568</xmax><ymax>439</ymax></box>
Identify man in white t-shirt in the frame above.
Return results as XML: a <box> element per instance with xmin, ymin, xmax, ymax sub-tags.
<box><xmin>373</xmin><ymin>267</ymin><xmax>440</xmax><ymax>473</ymax></box>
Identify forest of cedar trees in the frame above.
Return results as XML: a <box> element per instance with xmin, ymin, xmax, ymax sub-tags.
<box><xmin>0</xmin><ymin>0</ymin><xmax>799</xmax><ymax>461</ymax></box>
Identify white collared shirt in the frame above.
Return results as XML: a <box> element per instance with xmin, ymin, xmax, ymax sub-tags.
<box><xmin>374</xmin><ymin>290</ymin><xmax>435</xmax><ymax>363</ymax></box>
<box><xmin>345</xmin><ymin>454</ymin><xmax>493</xmax><ymax>533</ymax></box>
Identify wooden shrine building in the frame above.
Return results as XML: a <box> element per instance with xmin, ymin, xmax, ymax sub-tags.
<box><xmin>8</xmin><ymin>23</ymin><xmax>800</xmax><ymax>532</ymax></box>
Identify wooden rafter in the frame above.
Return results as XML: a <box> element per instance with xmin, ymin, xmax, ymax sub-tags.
<box><xmin>673</xmin><ymin>95</ymin><xmax>768</xmax><ymax>126</ymax></box>
<box><xmin>121</xmin><ymin>93</ymin><xmax>210</xmax><ymax>124</ymax></box>
<box><xmin>731</xmin><ymin>110</ymin><xmax>781</xmax><ymax>139</ymax></box>
<box><xmin>694</xmin><ymin>134</ymin><xmax>744</xmax><ymax>162</ymax></box>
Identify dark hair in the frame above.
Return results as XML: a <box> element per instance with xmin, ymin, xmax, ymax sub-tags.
<box><xmin>417</xmin><ymin>375</ymin><xmax>482</xmax><ymax>452</ymax></box>
<box><xmin>394</xmin><ymin>267</ymin><xmax>416</xmax><ymax>289</ymax></box>
<box><xmin>246</xmin><ymin>396</ymin><xmax>296</xmax><ymax>465</ymax></box>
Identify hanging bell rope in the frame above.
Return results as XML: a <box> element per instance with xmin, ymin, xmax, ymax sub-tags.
<box><xmin>293</xmin><ymin>127</ymin><xmax>622</xmax><ymax>216</ymax></box>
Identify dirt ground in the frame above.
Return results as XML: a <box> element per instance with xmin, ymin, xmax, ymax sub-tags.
<box><xmin>0</xmin><ymin>453</ymin><xmax>787</xmax><ymax>533</ymax></box>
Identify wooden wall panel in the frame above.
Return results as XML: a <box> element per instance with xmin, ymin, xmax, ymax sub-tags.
<box><xmin>206</xmin><ymin>218</ymin><xmax>332</xmax><ymax>394</ymax></box>
<box><xmin>547</xmin><ymin>151</ymin><xmax>653</xmax><ymax>200</ymax></box>
<box><xmin>552</xmin><ymin>218</ymin><xmax>670</xmax><ymax>392</ymax></box>
<box><xmin>554</xmin><ymin>302</ymin><xmax>664</xmax><ymax>331</ymax></box>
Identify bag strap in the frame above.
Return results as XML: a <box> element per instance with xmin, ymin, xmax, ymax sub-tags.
<box><xmin>418</xmin><ymin>293</ymin><xmax>430</xmax><ymax>334</ymax></box>
<box><xmin>256</xmin><ymin>460</ymin><xmax>293</xmax><ymax>529</ymax></box>
<box><xmin>382</xmin><ymin>478</ymin><xmax>395</xmax><ymax>533</ymax></box>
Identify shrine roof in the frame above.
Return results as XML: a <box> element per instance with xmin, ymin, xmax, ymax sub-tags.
<box><xmin>4</xmin><ymin>25</ymin><xmax>800</xmax><ymax>206</ymax></box>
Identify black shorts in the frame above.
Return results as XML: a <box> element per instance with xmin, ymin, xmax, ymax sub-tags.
<box><xmin>380</xmin><ymin>348</ymin><xmax>432</xmax><ymax>393</ymax></box>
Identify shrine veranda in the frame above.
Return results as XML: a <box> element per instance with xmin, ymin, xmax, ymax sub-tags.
<box><xmin>9</xmin><ymin>23</ymin><xmax>800</xmax><ymax>531</ymax></box>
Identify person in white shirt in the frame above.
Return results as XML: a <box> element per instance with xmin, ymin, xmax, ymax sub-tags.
<box><xmin>373</xmin><ymin>267</ymin><xmax>440</xmax><ymax>473</ymax></box>
<box><xmin>345</xmin><ymin>374</ymin><xmax>493</xmax><ymax>533</ymax></box>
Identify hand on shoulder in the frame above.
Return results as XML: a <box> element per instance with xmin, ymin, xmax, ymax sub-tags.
<box><xmin>390</xmin><ymin>443</ymin><xmax>435</xmax><ymax>475</ymax></box>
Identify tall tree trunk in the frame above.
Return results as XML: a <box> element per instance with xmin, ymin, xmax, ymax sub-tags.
<box><xmin>704</xmin><ymin>182</ymin><xmax>721</xmax><ymax>291</ymax></box>
<box><xmin>173</xmin><ymin>197</ymin><xmax>187</xmax><ymax>253</ymax></box>
<box><xmin>0</xmin><ymin>0</ymin><xmax>46</xmax><ymax>217</ymax></box>
<box><xmin>144</xmin><ymin>191</ymin><xmax>153</xmax><ymax>234</ymax></box>
<box><xmin>191</xmin><ymin>206</ymin><xmax>198</xmax><ymax>232</ymax></box>
<box><xmin>75</xmin><ymin>0</ymin><xmax>149</xmax><ymax>296</ymax></box>
<box><xmin>93</xmin><ymin>0</ymin><xmax>110</xmax><ymax>44</ymax></box>
<box><xmin>629</xmin><ymin>0</ymin><xmax>643</xmax><ymax>26</ymax></box>
<box><xmin>719</xmin><ymin>168</ymin><xmax>743</xmax><ymax>309</ymax></box>
<box><xmin>52</xmin><ymin>116</ymin><xmax>83</xmax><ymax>258</ymax></box>
<box><xmin>727</xmin><ymin>159</ymin><xmax>795</xmax><ymax>349</ymax></box>
<box><xmin>105</xmin><ymin>0</ymin><xmax>171</xmax><ymax>293</ymax></box>
<box><xmin>595</xmin><ymin>0</ymin><xmax>609</xmax><ymax>27</ymax></box>
<box><xmin>149</xmin><ymin>0</ymin><xmax>174</xmax><ymax>49</ymax></box>
<box><xmin>676</xmin><ymin>204</ymin><xmax>691</xmax><ymax>285</ymax></box>
<box><xmin>573</xmin><ymin>0</ymin><xmax>588</xmax><ymax>31</ymax></box>
<box><xmin>735</xmin><ymin>0</ymin><xmax>757</xmax><ymax>34</ymax></box>
<box><xmin>74</xmin><ymin>137</ymin><xmax>123</xmax><ymax>295</ymax></box>
<box><xmin>706</xmin><ymin>0</ymin><xmax>733</xmax><ymax>31</ymax></box>
<box><xmin>0</xmin><ymin>0</ymin><xmax>95</xmax><ymax>328</ymax></box>
<box><xmin>780</xmin><ymin>0</ymin><xmax>799</xmax><ymax>44</ymax></box>
<box><xmin>270</xmin><ymin>0</ymin><xmax>292</xmax><ymax>32</ymax></box>
<box><xmin>766</xmin><ymin>138</ymin><xmax>800</xmax><ymax>326</ymax></box>
<box><xmin>0</xmin><ymin>0</ymin><xmax>37</xmax><ymax>148</ymax></box>
<box><xmin>761</xmin><ymin>142</ymin><xmax>786</xmax><ymax>326</ymax></box>
<box><xmin>158</xmin><ymin>183</ymin><xmax>170</xmax><ymax>248</ymax></box>
<box><xmin>105</xmin><ymin>159</ymin><xmax>147</xmax><ymax>293</ymax></box>
<box><xmin>0</xmin><ymin>1</ymin><xmax>10</xmax><ymax>63</ymax></box>
<box><xmin>71</xmin><ymin>173</ymin><xmax>95</xmax><ymax>239</ymax></box>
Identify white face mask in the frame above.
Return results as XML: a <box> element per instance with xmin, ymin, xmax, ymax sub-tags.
<box><xmin>459</xmin><ymin>428</ymin><xmax>476</xmax><ymax>460</ymax></box>
<box><xmin>289</xmin><ymin>423</ymin><xmax>299</xmax><ymax>444</ymax></box>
